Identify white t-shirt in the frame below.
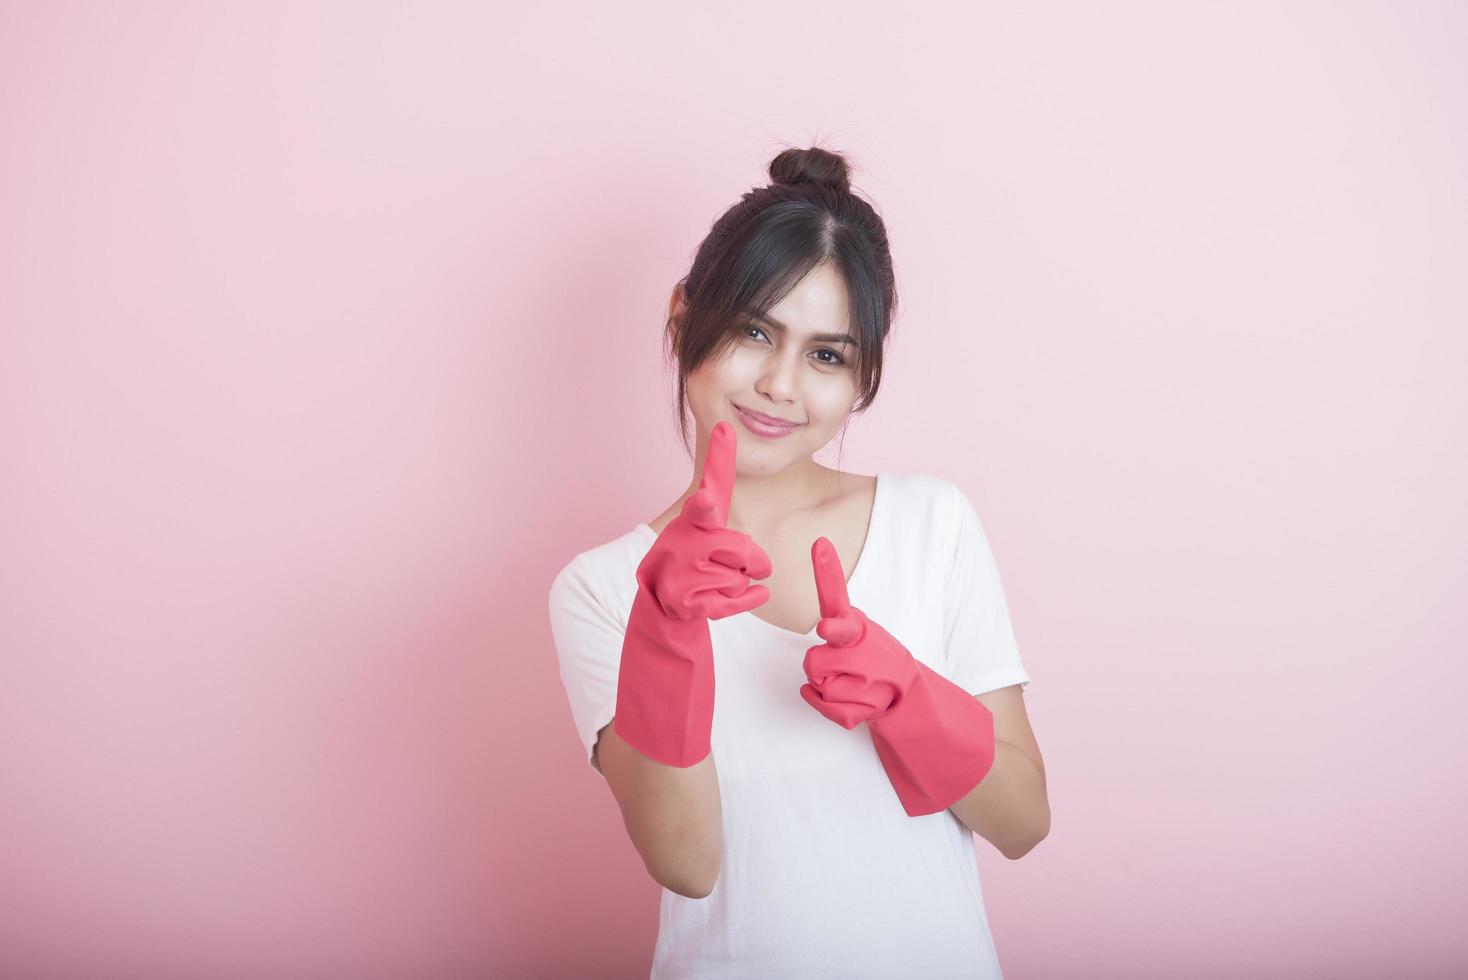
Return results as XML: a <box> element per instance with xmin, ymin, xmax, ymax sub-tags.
<box><xmin>548</xmin><ymin>472</ymin><xmax>1032</xmax><ymax>979</ymax></box>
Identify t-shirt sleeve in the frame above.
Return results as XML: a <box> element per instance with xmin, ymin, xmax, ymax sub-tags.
<box><xmin>941</xmin><ymin>480</ymin><xmax>1032</xmax><ymax>696</ymax></box>
<box><xmin>547</xmin><ymin>554</ymin><xmax>626</xmax><ymax>775</ymax></box>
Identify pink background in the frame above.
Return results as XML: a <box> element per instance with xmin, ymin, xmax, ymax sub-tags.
<box><xmin>3</xmin><ymin>3</ymin><xmax>1464</xmax><ymax>977</ymax></box>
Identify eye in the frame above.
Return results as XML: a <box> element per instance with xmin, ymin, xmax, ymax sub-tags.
<box><xmin>743</xmin><ymin>325</ymin><xmax>848</xmax><ymax>367</ymax></box>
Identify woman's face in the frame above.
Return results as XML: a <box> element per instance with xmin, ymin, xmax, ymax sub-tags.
<box><xmin>684</xmin><ymin>261</ymin><xmax>860</xmax><ymax>476</ymax></box>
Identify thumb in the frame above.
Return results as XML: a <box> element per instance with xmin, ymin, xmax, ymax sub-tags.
<box><xmin>815</xmin><ymin>614</ymin><xmax>862</xmax><ymax>647</ymax></box>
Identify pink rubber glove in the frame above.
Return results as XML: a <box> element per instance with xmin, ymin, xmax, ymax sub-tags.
<box><xmin>799</xmin><ymin>537</ymin><xmax>996</xmax><ymax>815</ymax></box>
<box><xmin>614</xmin><ymin>420</ymin><xmax>773</xmax><ymax>767</ymax></box>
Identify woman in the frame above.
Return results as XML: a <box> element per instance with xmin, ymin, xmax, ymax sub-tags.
<box><xmin>549</xmin><ymin>146</ymin><xmax>1049</xmax><ymax>978</ymax></box>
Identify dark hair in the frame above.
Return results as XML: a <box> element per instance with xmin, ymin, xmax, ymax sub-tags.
<box><xmin>663</xmin><ymin>144</ymin><xmax>898</xmax><ymax>459</ymax></box>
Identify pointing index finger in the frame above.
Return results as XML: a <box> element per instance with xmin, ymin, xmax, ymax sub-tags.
<box><xmin>810</xmin><ymin>536</ymin><xmax>851</xmax><ymax>620</ymax></box>
<box><xmin>688</xmin><ymin>420</ymin><xmax>737</xmax><ymax>529</ymax></box>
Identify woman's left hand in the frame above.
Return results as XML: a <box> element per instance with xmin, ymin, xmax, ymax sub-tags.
<box><xmin>798</xmin><ymin>535</ymin><xmax>998</xmax><ymax>816</ymax></box>
<box><xmin>798</xmin><ymin>536</ymin><xmax>921</xmax><ymax>729</ymax></box>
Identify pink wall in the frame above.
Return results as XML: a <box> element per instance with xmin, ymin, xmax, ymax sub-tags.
<box><xmin>2</xmin><ymin>3</ymin><xmax>1464</xmax><ymax>977</ymax></box>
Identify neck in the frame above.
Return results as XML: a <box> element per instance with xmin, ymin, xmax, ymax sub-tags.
<box><xmin>685</xmin><ymin>456</ymin><xmax>833</xmax><ymax>534</ymax></box>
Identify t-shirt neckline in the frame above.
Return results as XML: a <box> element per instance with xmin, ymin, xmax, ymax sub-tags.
<box><xmin>632</xmin><ymin>472</ymin><xmax>885</xmax><ymax>640</ymax></box>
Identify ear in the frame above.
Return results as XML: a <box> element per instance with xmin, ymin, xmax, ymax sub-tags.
<box><xmin>667</xmin><ymin>280</ymin><xmax>688</xmax><ymax>326</ymax></box>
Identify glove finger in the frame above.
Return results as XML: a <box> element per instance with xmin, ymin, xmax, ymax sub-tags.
<box><xmin>810</xmin><ymin>537</ymin><xmax>852</xmax><ymax>619</ymax></box>
<box><xmin>803</xmin><ymin>642</ymin><xmax>874</xmax><ymax>687</ymax></box>
<box><xmin>802</xmin><ymin>642</ymin><xmax>841</xmax><ymax>684</ymax></box>
<box><xmin>684</xmin><ymin>421</ymin><xmax>737</xmax><ymax>529</ymax></box>
<box><xmin>800</xmin><ymin>682</ymin><xmax>866</xmax><ymax>730</ymax></box>
<box><xmin>683</xmin><ymin>566</ymin><xmax>754</xmax><ymax>616</ymax></box>
<box><xmin>706</xmin><ymin>535</ymin><xmax>773</xmax><ymax>581</ymax></box>
<box><xmin>704</xmin><ymin>583</ymin><xmax>769</xmax><ymax>620</ymax></box>
<box><xmin>816</xmin><ymin>671</ymin><xmax>875</xmax><ymax>706</ymax></box>
<box><xmin>810</xmin><ymin>668</ymin><xmax>874</xmax><ymax>715</ymax></box>
<box><xmin>815</xmin><ymin>613</ymin><xmax>863</xmax><ymax>647</ymax></box>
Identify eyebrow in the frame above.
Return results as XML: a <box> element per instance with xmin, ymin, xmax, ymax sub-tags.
<box><xmin>745</xmin><ymin>312</ymin><xmax>857</xmax><ymax>347</ymax></box>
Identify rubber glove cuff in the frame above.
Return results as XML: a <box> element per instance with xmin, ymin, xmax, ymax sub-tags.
<box><xmin>868</xmin><ymin>660</ymin><xmax>996</xmax><ymax>816</ymax></box>
<box><xmin>613</xmin><ymin>581</ymin><xmax>715</xmax><ymax>768</ymax></box>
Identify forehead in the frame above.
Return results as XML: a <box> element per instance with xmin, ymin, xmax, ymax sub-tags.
<box><xmin>759</xmin><ymin>262</ymin><xmax>853</xmax><ymax>339</ymax></box>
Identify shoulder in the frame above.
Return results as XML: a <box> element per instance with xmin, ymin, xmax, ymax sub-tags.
<box><xmin>880</xmin><ymin>470</ymin><xmax>959</xmax><ymax>498</ymax></box>
<box><xmin>878</xmin><ymin>471</ymin><xmax>965</xmax><ymax>526</ymax></box>
<box><xmin>879</xmin><ymin>473</ymin><xmax>999</xmax><ymax>572</ymax></box>
<box><xmin>548</xmin><ymin>527</ymin><xmax>651</xmax><ymax>621</ymax></box>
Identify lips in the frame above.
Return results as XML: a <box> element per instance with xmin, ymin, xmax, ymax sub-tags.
<box><xmin>734</xmin><ymin>404</ymin><xmax>801</xmax><ymax>427</ymax></box>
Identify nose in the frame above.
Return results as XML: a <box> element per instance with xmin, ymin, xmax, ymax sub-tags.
<box><xmin>754</xmin><ymin>348</ymin><xmax>800</xmax><ymax>404</ymax></box>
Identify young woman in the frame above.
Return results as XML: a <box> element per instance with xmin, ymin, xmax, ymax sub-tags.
<box><xmin>548</xmin><ymin>146</ymin><xmax>1049</xmax><ymax>978</ymax></box>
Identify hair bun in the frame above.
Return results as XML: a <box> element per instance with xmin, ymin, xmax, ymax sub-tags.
<box><xmin>768</xmin><ymin>146</ymin><xmax>851</xmax><ymax>194</ymax></box>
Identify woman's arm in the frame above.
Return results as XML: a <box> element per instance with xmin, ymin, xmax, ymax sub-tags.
<box><xmin>594</xmin><ymin>421</ymin><xmax>762</xmax><ymax>900</ymax></box>
<box><xmin>948</xmin><ymin>685</ymin><xmax>1049</xmax><ymax>859</ymax></box>
<box><xmin>595</xmin><ymin>719</ymin><xmax>723</xmax><ymax>899</ymax></box>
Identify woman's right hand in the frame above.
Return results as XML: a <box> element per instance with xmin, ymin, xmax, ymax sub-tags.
<box><xmin>637</xmin><ymin>419</ymin><xmax>773</xmax><ymax>621</ymax></box>
<box><xmin>614</xmin><ymin>420</ymin><xmax>771</xmax><ymax>767</ymax></box>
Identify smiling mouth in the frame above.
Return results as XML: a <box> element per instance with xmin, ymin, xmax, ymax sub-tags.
<box><xmin>734</xmin><ymin>404</ymin><xmax>802</xmax><ymax>426</ymax></box>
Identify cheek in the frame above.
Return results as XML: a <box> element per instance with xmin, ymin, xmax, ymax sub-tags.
<box><xmin>717</xmin><ymin>347</ymin><xmax>768</xmax><ymax>384</ymax></box>
<box><xmin>808</xmin><ymin>379</ymin><xmax>858</xmax><ymax>416</ymax></box>
<box><xmin>688</xmin><ymin>357</ymin><xmax>742</xmax><ymax>407</ymax></box>
<box><xmin>724</xmin><ymin>342</ymin><xmax>760</xmax><ymax>367</ymax></box>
